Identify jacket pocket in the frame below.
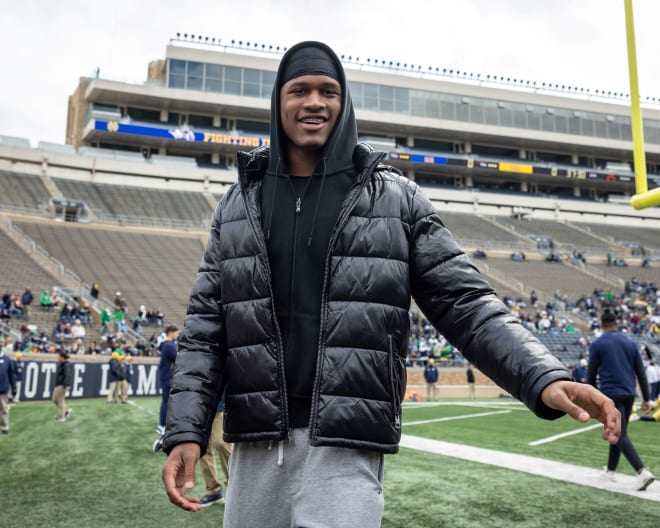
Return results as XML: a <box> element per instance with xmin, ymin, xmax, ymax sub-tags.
<box><xmin>387</xmin><ymin>335</ymin><xmax>405</xmax><ymax>429</ymax></box>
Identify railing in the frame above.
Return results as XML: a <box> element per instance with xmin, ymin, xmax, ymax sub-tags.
<box><xmin>90</xmin><ymin>209</ymin><xmax>209</xmax><ymax>231</ymax></box>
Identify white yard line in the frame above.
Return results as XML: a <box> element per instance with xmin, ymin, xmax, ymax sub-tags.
<box><xmin>528</xmin><ymin>423</ymin><xmax>603</xmax><ymax>446</ymax></box>
<box><xmin>403</xmin><ymin>410</ymin><xmax>511</xmax><ymax>426</ymax></box>
<box><xmin>400</xmin><ymin>434</ymin><xmax>660</xmax><ymax>502</ymax></box>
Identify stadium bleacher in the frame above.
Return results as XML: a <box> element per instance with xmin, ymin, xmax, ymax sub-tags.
<box><xmin>13</xmin><ymin>220</ymin><xmax>205</xmax><ymax>327</ymax></box>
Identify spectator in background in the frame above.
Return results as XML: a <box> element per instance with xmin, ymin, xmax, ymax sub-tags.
<box><xmin>90</xmin><ymin>283</ymin><xmax>100</xmax><ymax>301</ymax></box>
<box><xmin>106</xmin><ymin>351</ymin><xmax>123</xmax><ymax>404</ymax></box>
<box><xmin>0</xmin><ymin>346</ymin><xmax>16</xmax><ymax>434</ymax></box>
<box><xmin>40</xmin><ymin>290</ymin><xmax>52</xmax><ymax>311</ymax></box>
<box><xmin>86</xmin><ymin>341</ymin><xmax>101</xmax><ymax>355</ymax></box>
<box><xmin>587</xmin><ymin>309</ymin><xmax>655</xmax><ymax>490</ymax></box>
<box><xmin>100</xmin><ymin>308</ymin><xmax>112</xmax><ymax>334</ymax></box>
<box><xmin>71</xmin><ymin>339</ymin><xmax>85</xmax><ymax>356</ymax></box>
<box><xmin>466</xmin><ymin>363</ymin><xmax>477</xmax><ymax>400</ymax></box>
<box><xmin>52</xmin><ymin>351</ymin><xmax>73</xmax><ymax>422</ymax></box>
<box><xmin>78</xmin><ymin>301</ymin><xmax>91</xmax><ymax>325</ymax></box>
<box><xmin>50</xmin><ymin>290</ymin><xmax>60</xmax><ymax>310</ymax></box>
<box><xmin>646</xmin><ymin>359</ymin><xmax>659</xmax><ymax>402</ymax></box>
<box><xmin>572</xmin><ymin>359</ymin><xmax>588</xmax><ymax>383</ymax></box>
<box><xmin>21</xmin><ymin>289</ymin><xmax>33</xmax><ymax>320</ymax></box>
<box><xmin>157</xmin><ymin>325</ymin><xmax>179</xmax><ymax>436</ymax></box>
<box><xmin>71</xmin><ymin>319</ymin><xmax>86</xmax><ymax>341</ymax></box>
<box><xmin>120</xmin><ymin>355</ymin><xmax>133</xmax><ymax>403</ymax></box>
<box><xmin>423</xmin><ymin>358</ymin><xmax>439</xmax><ymax>401</ymax></box>
<box><xmin>114</xmin><ymin>291</ymin><xmax>127</xmax><ymax>313</ymax></box>
<box><xmin>113</xmin><ymin>306</ymin><xmax>127</xmax><ymax>334</ymax></box>
<box><xmin>11</xmin><ymin>352</ymin><xmax>24</xmax><ymax>402</ymax></box>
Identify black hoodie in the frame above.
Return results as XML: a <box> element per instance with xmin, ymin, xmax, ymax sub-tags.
<box><xmin>260</xmin><ymin>42</ymin><xmax>358</xmax><ymax>427</ymax></box>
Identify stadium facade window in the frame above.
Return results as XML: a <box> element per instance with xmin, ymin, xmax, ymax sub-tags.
<box><xmin>261</xmin><ymin>71</ymin><xmax>276</xmax><ymax>98</ymax></box>
<box><xmin>168</xmin><ymin>59</ymin><xmax>186</xmax><ymax>89</ymax></box>
<box><xmin>348</xmin><ymin>81</ymin><xmax>363</xmax><ymax>108</ymax></box>
<box><xmin>188</xmin><ymin>114</ymin><xmax>214</xmax><ymax>128</ymax></box>
<box><xmin>498</xmin><ymin>108</ymin><xmax>513</xmax><ymax>127</ymax></box>
<box><xmin>224</xmin><ymin>66</ymin><xmax>242</xmax><ymax>95</ymax></box>
<box><xmin>512</xmin><ymin>110</ymin><xmax>525</xmax><ymax>128</ymax></box>
<box><xmin>380</xmin><ymin>85</ymin><xmax>394</xmax><ymax>112</ymax></box>
<box><xmin>394</xmin><ymin>87</ymin><xmax>409</xmax><ymax>113</ymax></box>
<box><xmin>470</xmin><ymin>104</ymin><xmax>484</xmax><ymax>124</ymax></box>
<box><xmin>205</xmin><ymin>64</ymin><xmax>223</xmax><ymax>93</ymax></box>
<box><xmin>594</xmin><ymin>120</ymin><xmax>607</xmax><ymax>137</ymax></box>
<box><xmin>541</xmin><ymin>114</ymin><xmax>554</xmax><ymax>132</ymax></box>
<box><xmin>236</xmin><ymin>119</ymin><xmax>269</xmax><ymax>134</ymax></box>
<box><xmin>187</xmin><ymin>61</ymin><xmax>204</xmax><ymax>91</ymax></box>
<box><xmin>485</xmin><ymin>105</ymin><xmax>498</xmax><ymax>126</ymax></box>
<box><xmin>127</xmin><ymin>107</ymin><xmax>161</xmax><ymax>123</ymax></box>
<box><xmin>243</xmin><ymin>68</ymin><xmax>261</xmax><ymax>98</ymax></box>
<box><xmin>607</xmin><ymin>121</ymin><xmax>620</xmax><ymax>139</ymax></box>
<box><xmin>164</xmin><ymin>59</ymin><xmax>660</xmax><ymax>145</ymax></box>
<box><xmin>555</xmin><ymin>115</ymin><xmax>567</xmax><ymax>134</ymax></box>
<box><xmin>363</xmin><ymin>84</ymin><xmax>379</xmax><ymax>111</ymax></box>
<box><xmin>456</xmin><ymin>102</ymin><xmax>469</xmax><ymax>121</ymax></box>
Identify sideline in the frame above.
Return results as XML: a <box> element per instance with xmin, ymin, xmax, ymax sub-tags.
<box><xmin>400</xmin><ymin>434</ymin><xmax>660</xmax><ymax>502</ymax></box>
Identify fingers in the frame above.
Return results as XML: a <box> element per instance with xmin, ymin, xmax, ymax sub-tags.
<box><xmin>541</xmin><ymin>380</ymin><xmax>621</xmax><ymax>444</ymax></box>
<box><xmin>162</xmin><ymin>443</ymin><xmax>201</xmax><ymax>512</ymax></box>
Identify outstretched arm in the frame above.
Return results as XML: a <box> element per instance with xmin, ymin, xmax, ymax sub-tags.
<box><xmin>162</xmin><ymin>443</ymin><xmax>202</xmax><ymax>512</ymax></box>
<box><xmin>541</xmin><ymin>380</ymin><xmax>621</xmax><ymax>444</ymax></box>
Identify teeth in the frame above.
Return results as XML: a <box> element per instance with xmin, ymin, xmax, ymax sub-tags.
<box><xmin>302</xmin><ymin>118</ymin><xmax>323</xmax><ymax>124</ymax></box>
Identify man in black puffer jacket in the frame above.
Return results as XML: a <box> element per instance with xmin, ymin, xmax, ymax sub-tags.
<box><xmin>162</xmin><ymin>41</ymin><xmax>620</xmax><ymax>526</ymax></box>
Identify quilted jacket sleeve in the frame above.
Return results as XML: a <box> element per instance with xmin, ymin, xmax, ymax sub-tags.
<box><xmin>408</xmin><ymin>188</ymin><xmax>572</xmax><ymax>419</ymax></box>
<box><xmin>162</xmin><ymin>197</ymin><xmax>230</xmax><ymax>454</ymax></box>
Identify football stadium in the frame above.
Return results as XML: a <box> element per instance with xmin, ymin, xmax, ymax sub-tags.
<box><xmin>1</xmin><ymin>31</ymin><xmax>659</xmax><ymax>528</ymax></box>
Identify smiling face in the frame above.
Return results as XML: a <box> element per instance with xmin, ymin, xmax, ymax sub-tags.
<box><xmin>279</xmin><ymin>75</ymin><xmax>342</xmax><ymax>172</ymax></box>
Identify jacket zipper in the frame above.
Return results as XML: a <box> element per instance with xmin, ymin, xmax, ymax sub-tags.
<box><xmin>309</xmin><ymin>153</ymin><xmax>387</xmax><ymax>440</ymax></box>
<box><xmin>237</xmin><ymin>153</ymin><xmax>290</xmax><ymax>438</ymax></box>
<box><xmin>388</xmin><ymin>334</ymin><xmax>401</xmax><ymax>429</ymax></box>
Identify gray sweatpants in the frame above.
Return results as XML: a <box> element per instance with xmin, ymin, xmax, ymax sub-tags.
<box><xmin>223</xmin><ymin>428</ymin><xmax>385</xmax><ymax>528</ymax></box>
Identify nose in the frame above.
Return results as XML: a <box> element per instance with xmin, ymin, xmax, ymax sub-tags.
<box><xmin>303</xmin><ymin>90</ymin><xmax>325</xmax><ymax>110</ymax></box>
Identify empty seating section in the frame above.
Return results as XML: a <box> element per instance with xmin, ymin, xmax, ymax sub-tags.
<box><xmin>577</xmin><ymin>222</ymin><xmax>660</xmax><ymax>251</ymax></box>
<box><xmin>0</xmin><ymin>230</ymin><xmax>56</xmax><ymax>296</ymax></box>
<box><xmin>54</xmin><ymin>179</ymin><xmax>214</xmax><ymax>224</ymax></box>
<box><xmin>589</xmin><ymin>263</ymin><xmax>659</xmax><ymax>285</ymax></box>
<box><xmin>14</xmin><ymin>222</ymin><xmax>204</xmax><ymax>326</ymax></box>
<box><xmin>493</xmin><ymin>217</ymin><xmax>609</xmax><ymax>250</ymax></box>
<box><xmin>435</xmin><ymin>211</ymin><xmax>523</xmax><ymax>245</ymax></box>
<box><xmin>485</xmin><ymin>257</ymin><xmax>615</xmax><ymax>297</ymax></box>
<box><xmin>0</xmin><ymin>170</ymin><xmax>50</xmax><ymax>209</ymax></box>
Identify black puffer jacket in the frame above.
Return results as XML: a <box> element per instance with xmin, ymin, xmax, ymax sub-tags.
<box><xmin>162</xmin><ymin>142</ymin><xmax>572</xmax><ymax>455</ymax></box>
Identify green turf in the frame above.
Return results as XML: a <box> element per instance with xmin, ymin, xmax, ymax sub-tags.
<box><xmin>1</xmin><ymin>397</ymin><xmax>659</xmax><ymax>527</ymax></box>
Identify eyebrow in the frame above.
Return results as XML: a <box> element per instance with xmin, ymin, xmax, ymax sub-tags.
<box><xmin>287</xmin><ymin>81</ymin><xmax>341</xmax><ymax>90</ymax></box>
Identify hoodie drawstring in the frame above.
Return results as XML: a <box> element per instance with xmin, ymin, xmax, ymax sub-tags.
<box><xmin>307</xmin><ymin>157</ymin><xmax>327</xmax><ymax>247</ymax></box>
<box><xmin>277</xmin><ymin>440</ymin><xmax>284</xmax><ymax>466</ymax></box>
<box><xmin>266</xmin><ymin>158</ymin><xmax>281</xmax><ymax>240</ymax></box>
<box><xmin>267</xmin><ymin>439</ymin><xmax>285</xmax><ymax>466</ymax></box>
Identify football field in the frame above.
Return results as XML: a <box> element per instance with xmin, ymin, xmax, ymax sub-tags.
<box><xmin>2</xmin><ymin>397</ymin><xmax>659</xmax><ymax>527</ymax></box>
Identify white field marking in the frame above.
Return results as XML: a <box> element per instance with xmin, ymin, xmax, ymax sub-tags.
<box><xmin>403</xmin><ymin>409</ymin><xmax>511</xmax><ymax>426</ymax></box>
<box><xmin>401</xmin><ymin>434</ymin><xmax>660</xmax><ymax>502</ymax></box>
<box><xmin>528</xmin><ymin>423</ymin><xmax>603</xmax><ymax>446</ymax></box>
<box><xmin>125</xmin><ymin>399</ymin><xmax>158</xmax><ymax>416</ymax></box>
<box><xmin>403</xmin><ymin>401</ymin><xmax>526</xmax><ymax>412</ymax></box>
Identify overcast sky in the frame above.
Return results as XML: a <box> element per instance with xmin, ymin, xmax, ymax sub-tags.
<box><xmin>2</xmin><ymin>0</ymin><xmax>659</xmax><ymax>146</ymax></box>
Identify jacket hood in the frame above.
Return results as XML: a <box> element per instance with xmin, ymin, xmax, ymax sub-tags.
<box><xmin>266</xmin><ymin>41</ymin><xmax>358</xmax><ymax>177</ymax></box>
